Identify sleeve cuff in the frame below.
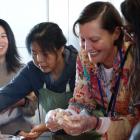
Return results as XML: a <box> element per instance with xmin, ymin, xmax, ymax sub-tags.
<box><xmin>96</xmin><ymin>117</ymin><xmax>111</xmax><ymax>134</ymax></box>
<box><xmin>65</xmin><ymin>108</ymin><xmax>78</xmax><ymax>115</ymax></box>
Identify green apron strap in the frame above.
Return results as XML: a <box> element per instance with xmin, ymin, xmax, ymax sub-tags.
<box><xmin>38</xmin><ymin>83</ymin><xmax>73</xmax><ymax>122</ymax></box>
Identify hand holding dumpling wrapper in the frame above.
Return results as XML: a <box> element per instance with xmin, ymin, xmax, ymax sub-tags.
<box><xmin>45</xmin><ymin>108</ymin><xmax>97</xmax><ymax>136</ymax></box>
<box><xmin>45</xmin><ymin>108</ymin><xmax>74</xmax><ymax>132</ymax></box>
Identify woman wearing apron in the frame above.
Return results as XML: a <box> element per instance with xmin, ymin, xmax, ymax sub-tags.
<box><xmin>0</xmin><ymin>22</ymin><xmax>78</xmax><ymax>138</ymax></box>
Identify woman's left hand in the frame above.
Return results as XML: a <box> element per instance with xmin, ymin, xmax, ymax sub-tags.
<box><xmin>61</xmin><ymin>114</ymin><xmax>97</xmax><ymax>136</ymax></box>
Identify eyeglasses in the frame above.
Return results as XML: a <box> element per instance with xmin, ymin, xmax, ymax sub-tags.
<box><xmin>121</xmin><ymin>25</ymin><xmax>135</xmax><ymax>43</ymax></box>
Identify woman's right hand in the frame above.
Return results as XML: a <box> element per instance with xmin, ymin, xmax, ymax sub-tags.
<box><xmin>45</xmin><ymin>109</ymin><xmax>63</xmax><ymax>132</ymax></box>
<box><xmin>46</xmin><ymin>108</ymin><xmax>72</xmax><ymax>132</ymax></box>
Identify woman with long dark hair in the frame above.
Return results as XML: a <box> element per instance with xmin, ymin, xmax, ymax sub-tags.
<box><xmin>0</xmin><ymin>19</ymin><xmax>36</xmax><ymax>135</ymax></box>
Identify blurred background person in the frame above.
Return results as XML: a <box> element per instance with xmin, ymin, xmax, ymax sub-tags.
<box><xmin>0</xmin><ymin>19</ymin><xmax>37</xmax><ymax>135</ymax></box>
<box><xmin>121</xmin><ymin>0</ymin><xmax>140</xmax><ymax>139</ymax></box>
<box><xmin>121</xmin><ymin>0</ymin><xmax>140</xmax><ymax>110</ymax></box>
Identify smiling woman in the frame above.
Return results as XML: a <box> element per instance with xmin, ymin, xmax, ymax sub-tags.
<box><xmin>43</xmin><ymin>2</ymin><xmax>139</xmax><ymax>140</ymax></box>
<box><xmin>0</xmin><ymin>19</ymin><xmax>37</xmax><ymax>135</ymax></box>
<box><xmin>0</xmin><ymin>0</ymin><xmax>124</xmax><ymax>64</ymax></box>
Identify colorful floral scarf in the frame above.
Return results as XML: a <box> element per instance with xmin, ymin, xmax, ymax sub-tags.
<box><xmin>69</xmin><ymin>43</ymin><xmax>133</xmax><ymax>116</ymax></box>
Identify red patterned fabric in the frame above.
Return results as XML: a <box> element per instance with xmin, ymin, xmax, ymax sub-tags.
<box><xmin>68</xmin><ymin>43</ymin><xmax>140</xmax><ymax>140</ymax></box>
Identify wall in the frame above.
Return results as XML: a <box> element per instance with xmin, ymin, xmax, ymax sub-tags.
<box><xmin>48</xmin><ymin>0</ymin><xmax>124</xmax><ymax>50</ymax></box>
<box><xmin>0</xmin><ymin>0</ymin><xmax>48</xmax><ymax>63</ymax></box>
<box><xmin>0</xmin><ymin>0</ymin><xmax>123</xmax><ymax>63</ymax></box>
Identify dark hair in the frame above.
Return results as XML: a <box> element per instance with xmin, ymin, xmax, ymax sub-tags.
<box><xmin>73</xmin><ymin>1</ymin><xmax>124</xmax><ymax>47</ymax></box>
<box><xmin>26</xmin><ymin>22</ymin><xmax>67</xmax><ymax>54</ymax></box>
<box><xmin>121</xmin><ymin>0</ymin><xmax>140</xmax><ymax>101</ymax></box>
<box><xmin>0</xmin><ymin>19</ymin><xmax>22</xmax><ymax>73</ymax></box>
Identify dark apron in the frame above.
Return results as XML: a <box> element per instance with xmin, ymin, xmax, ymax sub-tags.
<box><xmin>37</xmin><ymin>83</ymin><xmax>72</xmax><ymax>124</ymax></box>
<box><xmin>38</xmin><ymin>84</ymin><xmax>72</xmax><ymax>113</ymax></box>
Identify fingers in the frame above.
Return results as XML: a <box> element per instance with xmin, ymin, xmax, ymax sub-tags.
<box><xmin>31</xmin><ymin>124</ymin><xmax>48</xmax><ymax>133</ymax></box>
<box><xmin>19</xmin><ymin>130</ymin><xmax>41</xmax><ymax>140</ymax></box>
<box><xmin>60</xmin><ymin>114</ymin><xmax>93</xmax><ymax>136</ymax></box>
<box><xmin>45</xmin><ymin>108</ymin><xmax>67</xmax><ymax>132</ymax></box>
<box><xmin>61</xmin><ymin>121</ymin><xmax>83</xmax><ymax>136</ymax></box>
<box><xmin>59</xmin><ymin>115</ymin><xmax>83</xmax><ymax>136</ymax></box>
<box><xmin>45</xmin><ymin>109</ymin><xmax>57</xmax><ymax>123</ymax></box>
